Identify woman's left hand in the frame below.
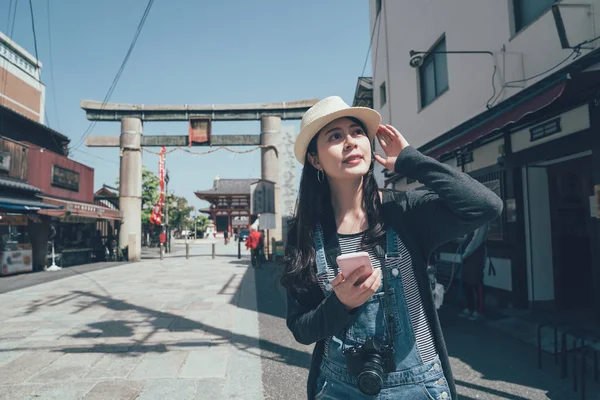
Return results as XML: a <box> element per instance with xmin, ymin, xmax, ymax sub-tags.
<box><xmin>374</xmin><ymin>124</ymin><xmax>410</xmax><ymax>170</ymax></box>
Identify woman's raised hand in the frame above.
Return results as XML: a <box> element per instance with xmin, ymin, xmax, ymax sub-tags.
<box><xmin>331</xmin><ymin>266</ymin><xmax>382</xmax><ymax>310</ymax></box>
<box><xmin>374</xmin><ymin>124</ymin><xmax>410</xmax><ymax>171</ymax></box>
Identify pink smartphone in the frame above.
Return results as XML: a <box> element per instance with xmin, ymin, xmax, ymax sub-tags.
<box><xmin>336</xmin><ymin>252</ymin><xmax>374</xmax><ymax>285</ymax></box>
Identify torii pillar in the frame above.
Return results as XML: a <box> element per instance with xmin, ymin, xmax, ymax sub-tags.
<box><xmin>82</xmin><ymin>99</ymin><xmax>317</xmax><ymax>262</ymax></box>
<box><xmin>119</xmin><ymin>118</ymin><xmax>143</xmax><ymax>262</ymax></box>
<box><xmin>261</xmin><ymin>116</ymin><xmax>281</xmax><ymax>256</ymax></box>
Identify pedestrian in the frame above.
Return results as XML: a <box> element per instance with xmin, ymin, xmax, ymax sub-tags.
<box><xmin>280</xmin><ymin>96</ymin><xmax>502</xmax><ymax>399</ymax></box>
<box><xmin>224</xmin><ymin>230</ymin><xmax>229</xmax><ymax>245</ymax></box>
<box><xmin>458</xmin><ymin>223</ymin><xmax>489</xmax><ymax>321</ymax></box>
<box><xmin>245</xmin><ymin>228</ymin><xmax>262</xmax><ymax>267</ymax></box>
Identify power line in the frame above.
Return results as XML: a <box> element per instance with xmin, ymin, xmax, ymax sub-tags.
<box><xmin>488</xmin><ymin>34</ymin><xmax>600</xmax><ymax>108</ymax></box>
<box><xmin>6</xmin><ymin>0</ymin><xmax>14</xmax><ymax>34</ymax></box>
<box><xmin>70</xmin><ymin>0</ymin><xmax>155</xmax><ymax>152</ymax></box>
<box><xmin>360</xmin><ymin>12</ymin><xmax>381</xmax><ymax>78</ymax></box>
<box><xmin>28</xmin><ymin>0</ymin><xmax>62</xmax><ymax>155</ymax></box>
<box><xmin>27</xmin><ymin>0</ymin><xmax>39</xmax><ymax>62</ymax></box>
<box><xmin>46</xmin><ymin>0</ymin><xmax>61</xmax><ymax>131</ymax></box>
<box><xmin>72</xmin><ymin>148</ymin><xmax>120</xmax><ymax>166</ymax></box>
<box><xmin>488</xmin><ymin>48</ymin><xmax>577</xmax><ymax>107</ymax></box>
<box><xmin>9</xmin><ymin>0</ymin><xmax>19</xmax><ymax>38</ymax></box>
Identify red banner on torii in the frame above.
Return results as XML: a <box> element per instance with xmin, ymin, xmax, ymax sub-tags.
<box><xmin>150</xmin><ymin>146</ymin><xmax>166</xmax><ymax>225</ymax></box>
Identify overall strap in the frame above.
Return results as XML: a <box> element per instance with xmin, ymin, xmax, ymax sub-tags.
<box><xmin>386</xmin><ymin>227</ymin><xmax>399</xmax><ymax>255</ymax></box>
<box><xmin>313</xmin><ymin>224</ymin><xmax>328</xmax><ymax>276</ymax></box>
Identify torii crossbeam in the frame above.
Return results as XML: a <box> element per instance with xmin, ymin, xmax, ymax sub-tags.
<box><xmin>82</xmin><ymin>99</ymin><xmax>317</xmax><ymax>261</ymax></box>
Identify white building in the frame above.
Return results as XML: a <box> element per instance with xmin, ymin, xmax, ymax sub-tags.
<box><xmin>364</xmin><ymin>0</ymin><xmax>600</xmax><ymax>318</ymax></box>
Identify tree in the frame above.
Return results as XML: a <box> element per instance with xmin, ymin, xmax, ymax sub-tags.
<box><xmin>167</xmin><ymin>195</ymin><xmax>194</xmax><ymax>231</ymax></box>
<box><xmin>194</xmin><ymin>213</ymin><xmax>209</xmax><ymax>235</ymax></box>
<box><xmin>141</xmin><ymin>167</ymin><xmax>160</xmax><ymax>225</ymax></box>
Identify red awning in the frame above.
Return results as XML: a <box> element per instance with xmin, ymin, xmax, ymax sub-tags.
<box><xmin>428</xmin><ymin>80</ymin><xmax>568</xmax><ymax>159</ymax></box>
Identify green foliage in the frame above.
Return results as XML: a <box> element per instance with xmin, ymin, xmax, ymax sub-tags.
<box><xmin>194</xmin><ymin>213</ymin><xmax>209</xmax><ymax>234</ymax></box>
<box><xmin>141</xmin><ymin>166</ymin><xmax>160</xmax><ymax>225</ymax></box>
<box><xmin>167</xmin><ymin>195</ymin><xmax>194</xmax><ymax>230</ymax></box>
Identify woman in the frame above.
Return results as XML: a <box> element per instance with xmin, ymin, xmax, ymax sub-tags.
<box><xmin>281</xmin><ymin>96</ymin><xmax>503</xmax><ymax>399</ymax></box>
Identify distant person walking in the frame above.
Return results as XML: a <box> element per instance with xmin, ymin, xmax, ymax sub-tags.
<box><xmin>459</xmin><ymin>223</ymin><xmax>489</xmax><ymax>321</ymax></box>
<box><xmin>245</xmin><ymin>228</ymin><xmax>263</xmax><ymax>267</ymax></box>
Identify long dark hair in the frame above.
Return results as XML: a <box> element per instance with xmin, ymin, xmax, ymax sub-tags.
<box><xmin>280</xmin><ymin>117</ymin><xmax>385</xmax><ymax>295</ymax></box>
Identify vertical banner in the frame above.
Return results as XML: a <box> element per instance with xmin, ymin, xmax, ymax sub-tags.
<box><xmin>150</xmin><ymin>146</ymin><xmax>166</xmax><ymax>225</ymax></box>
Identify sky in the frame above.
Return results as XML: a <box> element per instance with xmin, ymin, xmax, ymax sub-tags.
<box><xmin>2</xmin><ymin>0</ymin><xmax>372</xmax><ymax>211</ymax></box>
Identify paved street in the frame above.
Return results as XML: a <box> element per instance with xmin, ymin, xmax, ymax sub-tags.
<box><xmin>0</xmin><ymin>242</ymin><xmax>598</xmax><ymax>399</ymax></box>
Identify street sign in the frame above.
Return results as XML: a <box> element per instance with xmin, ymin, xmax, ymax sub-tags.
<box><xmin>250</xmin><ymin>180</ymin><xmax>275</xmax><ymax>214</ymax></box>
<box><xmin>259</xmin><ymin>213</ymin><xmax>276</xmax><ymax>230</ymax></box>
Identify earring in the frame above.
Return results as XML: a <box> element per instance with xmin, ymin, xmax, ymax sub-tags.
<box><xmin>317</xmin><ymin>169</ymin><xmax>324</xmax><ymax>183</ymax></box>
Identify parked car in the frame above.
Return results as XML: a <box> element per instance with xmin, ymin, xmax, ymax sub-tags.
<box><xmin>237</xmin><ymin>229</ymin><xmax>250</xmax><ymax>243</ymax></box>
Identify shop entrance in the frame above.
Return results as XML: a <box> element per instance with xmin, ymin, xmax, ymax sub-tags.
<box><xmin>547</xmin><ymin>156</ymin><xmax>594</xmax><ymax>310</ymax></box>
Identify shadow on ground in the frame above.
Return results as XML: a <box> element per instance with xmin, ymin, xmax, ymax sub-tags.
<box><xmin>6</xmin><ymin>263</ymin><xmax>311</xmax><ymax>373</ymax></box>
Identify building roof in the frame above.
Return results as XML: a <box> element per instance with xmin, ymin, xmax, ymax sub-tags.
<box><xmin>353</xmin><ymin>77</ymin><xmax>373</xmax><ymax>108</ymax></box>
<box><xmin>195</xmin><ymin>178</ymin><xmax>259</xmax><ymax>197</ymax></box>
<box><xmin>0</xmin><ymin>103</ymin><xmax>70</xmax><ymax>155</ymax></box>
<box><xmin>95</xmin><ymin>184</ymin><xmax>119</xmax><ymax>197</ymax></box>
<box><xmin>0</xmin><ymin>177</ymin><xmax>42</xmax><ymax>193</ymax></box>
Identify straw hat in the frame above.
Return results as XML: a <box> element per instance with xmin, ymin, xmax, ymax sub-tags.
<box><xmin>294</xmin><ymin>96</ymin><xmax>381</xmax><ymax>164</ymax></box>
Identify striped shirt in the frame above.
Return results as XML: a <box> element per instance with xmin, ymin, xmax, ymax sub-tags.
<box><xmin>317</xmin><ymin>230</ymin><xmax>437</xmax><ymax>363</ymax></box>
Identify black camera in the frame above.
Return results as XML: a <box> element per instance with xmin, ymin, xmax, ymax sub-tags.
<box><xmin>343</xmin><ymin>337</ymin><xmax>395</xmax><ymax>396</ymax></box>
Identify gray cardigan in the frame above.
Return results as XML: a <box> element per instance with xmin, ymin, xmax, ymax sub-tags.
<box><xmin>285</xmin><ymin>146</ymin><xmax>503</xmax><ymax>399</ymax></box>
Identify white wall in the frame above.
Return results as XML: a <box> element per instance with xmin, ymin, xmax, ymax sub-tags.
<box><xmin>522</xmin><ymin>166</ymin><xmax>555</xmax><ymax>301</ymax></box>
<box><xmin>371</xmin><ymin>0</ymin><xmax>599</xmax><ymax>155</ymax></box>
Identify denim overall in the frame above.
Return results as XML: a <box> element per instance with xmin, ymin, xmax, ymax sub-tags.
<box><xmin>313</xmin><ymin>226</ymin><xmax>452</xmax><ymax>400</ymax></box>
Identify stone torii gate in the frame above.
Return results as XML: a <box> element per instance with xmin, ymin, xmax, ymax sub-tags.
<box><xmin>82</xmin><ymin>99</ymin><xmax>317</xmax><ymax>261</ymax></box>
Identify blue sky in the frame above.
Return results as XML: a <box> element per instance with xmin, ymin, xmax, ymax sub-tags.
<box><xmin>3</xmin><ymin>0</ymin><xmax>372</xmax><ymax>210</ymax></box>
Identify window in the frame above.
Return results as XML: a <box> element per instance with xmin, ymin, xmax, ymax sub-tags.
<box><xmin>379</xmin><ymin>82</ymin><xmax>387</xmax><ymax>107</ymax></box>
<box><xmin>513</xmin><ymin>0</ymin><xmax>555</xmax><ymax>33</ymax></box>
<box><xmin>419</xmin><ymin>37</ymin><xmax>449</xmax><ymax>108</ymax></box>
<box><xmin>376</xmin><ymin>0</ymin><xmax>382</xmax><ymax>15</ymax></box>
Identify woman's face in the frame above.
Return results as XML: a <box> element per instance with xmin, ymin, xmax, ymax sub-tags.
<box><xmin>309</xmin><ymin>117</ymin><xmax>372</xmax><ymax>181</ymax></box>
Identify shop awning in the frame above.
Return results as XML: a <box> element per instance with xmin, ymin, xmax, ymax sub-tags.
<box><xmin>426</xmin><ymin>67</ymin><xmax>600</xmax><ymax>160</ymax></box>
<box><xmin>425</xmin><ymin>75</ymin><xmax>570</xmax><ymax>159</ymax></box>
<box><xmin>37</xmin><ymin>196</ymin><xmax>122</xmax><ymax>221</ymax></box>
<box><xmin>0</xmin><ymin>195</ymin><xmax>61</xmax><ymax>211</ymax></box>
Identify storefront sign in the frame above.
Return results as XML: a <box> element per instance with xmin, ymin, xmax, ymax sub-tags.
<box><xmin>530</xmin><ymin>117</ymin><xmax>561</xmax><ymax>142</ymax></box>
<box><xmin>51</xmin><ymin>165</ymin><xmax>80</xmax><ymax>191</ymax></box>
<box><xmin>0</xmin><ymin>151</ymin><xmax>10</xmax><ymax>172</ymax></box>
<box><xmin>0</xmin><ymin>213</ymin><xmax>27</xmax><ymax>226</ymax></box>
<box><xmin>0</xmin><ymin>42</ymin><xmax>37</xmax><ymax>76</ymax></box>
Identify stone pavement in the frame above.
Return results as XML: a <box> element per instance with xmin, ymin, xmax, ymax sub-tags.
<box><xmin>0</xmin><ymin>243</ymin><xmax>262</xmax><ymax>400</ymax></box>
<box><xmin>2</xmin><ymin>240</ymin><xmax>599</xmax><ymax>400</ymax></box>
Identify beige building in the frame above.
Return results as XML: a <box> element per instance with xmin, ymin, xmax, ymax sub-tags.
<box><xmin>0</xmin><ymin>31</ymin><xmax>45</xmax><ymax>123</ymax></box>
